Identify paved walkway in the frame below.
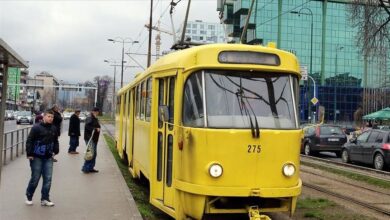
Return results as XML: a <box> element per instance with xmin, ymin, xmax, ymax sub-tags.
<box><xmin>0</xmin><ymin>123</ymin><xmax>142</xmax><ymax>220</ymax></box>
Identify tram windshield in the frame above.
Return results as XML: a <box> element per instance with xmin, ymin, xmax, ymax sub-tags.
<box><xmin>183</xmin><ymin>70</ymin><xmax>299</xmax><ymax>129</ymax></box>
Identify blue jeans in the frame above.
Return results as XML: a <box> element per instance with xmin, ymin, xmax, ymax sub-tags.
<box><xmin>82</xmin><ymin>140</ymin><xmax>97</xmax><ymax>172</ymax></box>
<box><xmin>26</xmin><ymin>157</ymin><xmax>53</xmax><ymax>201</ymax></box>
<box><xmin>68</xmin><ymin>136</ymin><xmax>79</xmax><ymax>152</ymax></box>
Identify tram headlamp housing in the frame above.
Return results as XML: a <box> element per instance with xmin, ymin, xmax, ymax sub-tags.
<box><xmin>282</xmin><ymin>163</ymin><xmax>296</xmax><ymax>177</ymax></box>
<box><xmin>209</xmin><ymin>163</ymin><xmax>223</xmax><ymax>178</ymax></box>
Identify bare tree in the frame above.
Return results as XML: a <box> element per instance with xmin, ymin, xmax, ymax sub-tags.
<box><xmin>348</xmin><ymin>0</ymin><xmax>390</xmax><ymax>58</ymax></box>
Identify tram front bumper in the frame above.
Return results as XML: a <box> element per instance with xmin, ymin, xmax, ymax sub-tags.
<box><xmin>174</xmin><ymin>179</ymin><xmax>302</xmax><ymax>198</ymax></box>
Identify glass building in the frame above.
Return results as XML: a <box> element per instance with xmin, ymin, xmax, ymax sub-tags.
<box><xmin>181</xmin><ymin>20</ymin><xmax>227</xmax><ymax>43</ymax></box>
<box><xmin>217</xmin><ymin>0</ymin><xmax>390</xmax><ymax>124</ymax></box>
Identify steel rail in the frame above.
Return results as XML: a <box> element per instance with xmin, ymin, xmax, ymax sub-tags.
<box><xmin>304</xmin><ymin>182</ymin><xmax>390</xmax><ymax>216</ymax></box>
<box><xmin>301</xmin><ymin>154</ymin><xmax>390</xmax><ymax>180</ymax></box>
<box><xmin>301</xmin><ymin>167</ymin><xmax>390</xmax><ymax>196</ymax></box>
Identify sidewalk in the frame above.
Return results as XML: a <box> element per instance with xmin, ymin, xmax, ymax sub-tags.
<box><xmin>0</xmin><ymin>123</ymin><xmax>142</xmax><ymax>220</ymax></box>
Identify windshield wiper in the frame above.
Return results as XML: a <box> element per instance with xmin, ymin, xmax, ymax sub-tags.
<box><xmin>236</xmin><ymin>75</ymin><xmax>260</xmax><ymax>139</ymax></box>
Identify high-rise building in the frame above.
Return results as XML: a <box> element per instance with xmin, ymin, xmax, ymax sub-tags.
<box><xmin>218</xmin><ymin>0</ymin><xmax>390</xmax><ymax>123</ymax></box>
<box><xmin>180</xmin><ymin>20</ymin><xmax>227</xmax><ymax>43</ymax></box>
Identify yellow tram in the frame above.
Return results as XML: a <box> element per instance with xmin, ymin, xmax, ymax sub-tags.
<box><xmin>115</xmin><ymin>43</ymin><xmax>302</xmax><ymax>219</ymax></box>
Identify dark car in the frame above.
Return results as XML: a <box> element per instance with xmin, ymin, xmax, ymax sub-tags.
<box><xmin>301</xmin><ymin>124</ymin><xmax>347</xmax><ymax>157</ymax></box>
<box><xmin>341</xmin><ymin>129</ymin><xmax>390</xmax><ymax>170</ymax></box>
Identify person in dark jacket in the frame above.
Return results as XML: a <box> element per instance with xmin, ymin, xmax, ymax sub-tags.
<box><xmin>34</xmin><ymin>111</ymin><xmax>43</xmax><ymax>123</ymax></box>
<box><xmin>51</xmin><ymin>104</ymin><xmax>63</xmax><ymax>137</ymax></box>
<box><xmin>68</xmin><ymin>110</ymin><xmax>81</xmax><ymax>154</ymax></box>
<box><xmin>25</xmin><ymin>110</ymin><xmax>59</xmax><ymax>207</ymax></box>
<box><xmin>81</xmin><ymin>107</ymin><xmax>101</xmax><ymax>173</ymax></box>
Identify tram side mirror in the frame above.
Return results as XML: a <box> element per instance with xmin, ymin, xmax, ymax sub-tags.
<box><xmin>158</xmin><ymin>105</ymin><xmax>169</xmax><ymax>122</ymax></box>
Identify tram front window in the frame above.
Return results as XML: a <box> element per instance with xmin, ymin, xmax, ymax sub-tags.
<box><xmin>183</xmin><ymin>71</ymin><xmax>298</xmax><ymax>129</ymax></box>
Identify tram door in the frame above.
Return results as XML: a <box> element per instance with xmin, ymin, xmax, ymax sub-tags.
<box><xmin>155</xmin><ymin>76</ymin><xmax>176</xmax><ymax>208</ymax></box>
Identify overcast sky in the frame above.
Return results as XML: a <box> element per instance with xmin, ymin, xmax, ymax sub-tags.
<box><xmin>0</xmin><ymin>0</ymin><xmax>220</xmax><ymax>85</ymax></box>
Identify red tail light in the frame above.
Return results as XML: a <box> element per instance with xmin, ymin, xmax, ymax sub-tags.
<box><xmin>315</xmin><ymin>126</ymin><xmax>320</xmax><ymax>137</ymax></box>
<box><xmin>382</xmin><ymin>143</ymin><xmax>390</xmax><ymax>150</ymax></box>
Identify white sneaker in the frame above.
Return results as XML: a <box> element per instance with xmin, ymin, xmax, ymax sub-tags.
<box><xmin>41</xmin><ymin>199</ymin><xmax>55</xmax><ymax>206</ymax></box>
<box><xmin>25</xmin><ymin>196</ymin><xmax>33</xmax><ymax>206</ymax></box>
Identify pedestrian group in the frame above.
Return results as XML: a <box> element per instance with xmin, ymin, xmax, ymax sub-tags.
<box><xmin>25</xmin><ymin>106</ymin><xmax>101</xmax><ymax>207</ymax></box>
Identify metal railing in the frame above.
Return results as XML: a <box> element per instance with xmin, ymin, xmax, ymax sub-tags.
<box><xmin>2</xmin><ymin>127</ymin><xmax>32</xmax><ymax>165</ymax></box>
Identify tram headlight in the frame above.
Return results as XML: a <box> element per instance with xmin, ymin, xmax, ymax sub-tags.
<box><xmin>282</xmin><ymin>163</ymin><xmax>296</xmax><ymax>177</ymax></box>
<box><xmin>209</xmin><ymin>163</ymin><xmax>223</xmax><ymax>178</ymax></box>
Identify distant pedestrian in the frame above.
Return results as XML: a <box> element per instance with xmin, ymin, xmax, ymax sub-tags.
<box><xmin>51</xmin><ymin>104</ymin><xmax>63</xmax><ymax>136</ymax></box>
<box><xmin>51</xmin><ymin>104</ymin><xmax>62</xmax><ymax>162</ymax></box>
<box><xmin>25</xmin><ymin>110</ymin><xmax>59</xmax><ymax>207</ymax></box>
<box><xmin>81</xmin><ymin>107</ymin><xmax>101</xmax><ymax>173</ymax></box>
<box><xmin>34</xmin><ymin>111</ymin><xmax>43</xmax><ymax>123</ymax></box>
<box><xmin>68</xmin><ymin>109</ymin><xmax>81</xmax><ymax>154</ymax></box>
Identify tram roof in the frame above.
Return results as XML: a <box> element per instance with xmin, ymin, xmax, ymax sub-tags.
<box><xmin>118</xmin><ymin>43</ymin><xmax>300</xmax><ymax>94</ymax></box>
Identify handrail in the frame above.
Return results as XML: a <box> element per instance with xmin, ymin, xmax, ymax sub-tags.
<box><xmin>2</xmin><ymin>126</ymin><xmax>32</xmax><ymax>165</ymax></box>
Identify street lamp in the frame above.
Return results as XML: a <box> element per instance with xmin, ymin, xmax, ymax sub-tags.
<box><xmin>291</xmin><ymin>8</ymin><xmax>313</xmax><ymax>122</ymax></box>
<box><xmin>108</xmin><ymin>37</ymin><xmax>139</xmax><ymax>87</ymax></box>
<box><xmin>334</xmin><ymin>45</ymin><xmax>344</xmax><ymax>123</ymax></box>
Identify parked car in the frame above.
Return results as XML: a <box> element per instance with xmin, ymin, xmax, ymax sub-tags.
<box><xmin>63</xmin><ymin>112</ymin><xmax>72</xmax><ymax>120</ymax></box>
<box><xmin>5</xmin><ymin>110</ymin><xmax>14</xmax><ymax>120</ymax></box>
<box><xmin>79</xmin><ymin>113</ymin><xmax>87</xmax><ymax>122</ymax></box>
<box><xmin>341</xmin><ymin>129</ymin><xmax>390</xmax><ymax>170</ymax></box>
<box><xmin>301</xmin><ymin>124</ymin><xmax>348</xmax><ymax>157</ymax></box>
<box><xmin>16</xmin><ymin>111</ymin><xmax>33</xmax><ymax>125</ymax></box>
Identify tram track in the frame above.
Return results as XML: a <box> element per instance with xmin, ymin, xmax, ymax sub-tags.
<box><xmin>301</xmin><ymin>154</ymin><xmax>390</xmax><ymax>181</ymax></box>
<box><xmin>303</xmin><ymin>181</ymin><xmax>390</xmax><ymax>217</ymax></box>
<box><xmin>301</xmin><ymin>166</ymin><xmax>390</xmax><ymax>196</ymax></box>
<box><xmin>301</xmin><ymin>156</ymin><xmax>390</xmax><ymax>219</ymax></box>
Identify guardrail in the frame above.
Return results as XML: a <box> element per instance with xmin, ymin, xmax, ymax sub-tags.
<box><xmin>2</xmin><ymin>127</ymin><xmax>32</xmax><ymax>165</ymax></box>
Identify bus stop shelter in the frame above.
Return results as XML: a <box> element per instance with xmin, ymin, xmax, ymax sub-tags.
<box><xmin>0</xmin><ymin>38</ymin><xmax>29</xmax><ymax>184</ymax></box>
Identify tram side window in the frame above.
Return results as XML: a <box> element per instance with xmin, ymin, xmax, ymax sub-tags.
<box><xmin>183</xmin><ymin>72</ymin><xmax>204</xmax><ymax>127</ymax></box>
<box><xmin>145</xmin><ymin>77</ymin><xmax>152</xmax><ymax>122</ymax></box>
<box><xmin>158</xmin><ymin>79</ymin><xmax>164</xmax><ymax>128</ymax></box>
<box><xmin>136</xmin><ymin>85</ymin><xmax>140</xmax><ymax>119</ymax></box>
<box><xmin>168</xmin><ymin>77</ymin><xmax>175</xmax><ymax>130</ymax></box>
<box><xmin>117</xmin><ymin>95</ymin><xmax>121</xmax><ymax>115</ymax></box>
<box><xmin>140</xmin><ymin>81</ymin><xmax>146</xmax><ymax>120</ymax></box>
<box><xmin>127</xmin><ymin>91</ymin><xmax>131</xmax><ymax>119</ymax></box>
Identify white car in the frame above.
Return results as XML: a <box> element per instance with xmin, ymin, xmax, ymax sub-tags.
<box><xmin>79</xmin><ymin>113</ymin><xmax>87</xmax><ymax>122</ymax></box>
<box><xmin>63</xmin><ymin>112</ymin><xmax>72</xmax><ymax>120</ymax></box>
<box><xmin>16</xmin><ymin>111</ymin><xmax>33</xmax><ymax>125</ymax></box>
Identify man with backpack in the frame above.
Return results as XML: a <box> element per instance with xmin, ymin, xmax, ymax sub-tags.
<box><xmin>25</xmin><ymin>110</ymin><xmax>59</xmax><ymax>206</ymax></box>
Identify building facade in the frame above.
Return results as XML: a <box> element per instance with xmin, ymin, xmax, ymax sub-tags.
<box><xmin>34</xmin><ymin>72</ymin><xmax>60</xmax><ymax>109</ymax></box>
<box><xmin>218</xmin><ymin>0</ymin><xmax>390</xmax><ymax>124</ymax></box>
<box><xmin>182</xmin><ymin>20</ymin><xmax>227</xmax><ymax>43</ymax></box>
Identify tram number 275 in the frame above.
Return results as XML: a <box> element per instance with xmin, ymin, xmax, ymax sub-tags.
<box><xmin>247</xmin><ymin>145</ymin><xmax>261</xmax><ymax>153</ymax></box>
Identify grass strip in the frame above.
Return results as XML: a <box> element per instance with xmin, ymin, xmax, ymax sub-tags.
<box><xmin>297</xmin><ymin>197</ymin><xmax>371</xmax><ymax>220</ymax></box>
<box><xmin>104</xmin><ymin>134</ymin><xmax>170</xmax><ymax>220</ymax></box>
<box><xmin>301</xmin><ymin>161</ymin><xmax>390</xmax><ymax>189</ymax></box>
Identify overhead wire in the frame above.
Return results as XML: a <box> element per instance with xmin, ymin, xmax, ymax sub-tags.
<box><xmin>257</xmin><ymin>0</ymin><xmax>314</xmax><ymax>27</ymax></box>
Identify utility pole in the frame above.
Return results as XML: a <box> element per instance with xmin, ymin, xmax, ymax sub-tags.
<box><xmin>180</xmin><ymin>0</ymin><xmax>192</xmax><ymax>45</ymax></box>
<box><xmin>147</xmin><ymin>0</ymin><xmax>153</xmax><ymax>67</ymax></box>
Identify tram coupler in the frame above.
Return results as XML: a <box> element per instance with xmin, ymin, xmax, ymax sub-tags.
<box><xmin>247</xmin><ymin>206</ymin><xmax>271</xmax><ymax>220</ymax></box>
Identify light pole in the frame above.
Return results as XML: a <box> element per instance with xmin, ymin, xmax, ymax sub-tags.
<box><xmin>291</xmin><ymin>8</ymin><xmax>313</xmax><ymax>122</ymax></box>
<box><xmin>108</xmin><ymin>37</ymin><xmax>139</xmax><ymax>87</ymax></box>
<box><xmin>334</xmin><ymin>45</ymin><xmax>344</xmax><ymax>123</ymax></box>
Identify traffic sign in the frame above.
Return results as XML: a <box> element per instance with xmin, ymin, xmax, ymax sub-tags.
<box><xmin>311</xmin><ymin>97</ymin><xmax>318</xmax><ymax>105</ymax></box>
<box><xmin>300</xmin><ymin>65</ymin><xmax>308</xmax><ymax>80</ymax></box>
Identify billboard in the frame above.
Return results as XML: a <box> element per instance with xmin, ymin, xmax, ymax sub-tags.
<box><xmin>7</xmin><ymin>67</ymin><xmax>20</xmax><ymax>100</ymax></box>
